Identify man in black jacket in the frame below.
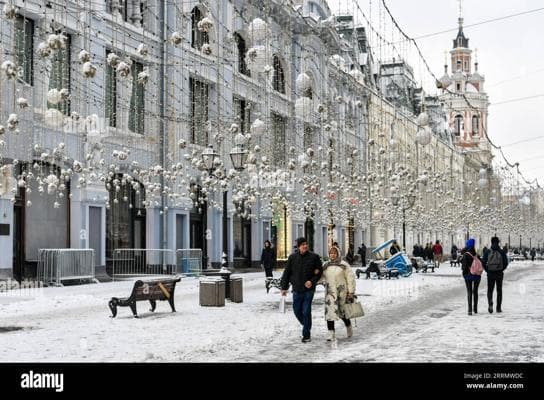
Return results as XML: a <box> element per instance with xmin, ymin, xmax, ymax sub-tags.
<box><xmin>281</xmin><ymin>237</ymin><xmax>323</xmax><ymax>342</ymax></box>
<box><xmin>260</xmin><ymin>240</ymin><xmax>276</xmax><ymax>278</ymax></box>
<box><xmin>482</xmin><ymin>236</ymin><xmax>509</xmax><ymax>313</ymax></box>
<box><xmin>358</xmin><ymin>243</ymin><xmax>367</xmax><ymax>267</ymax></box>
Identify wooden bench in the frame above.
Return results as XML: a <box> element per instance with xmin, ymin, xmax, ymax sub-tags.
<box><xmin>108</xmin><ymin>277</ymin><xmax>181</xmax><ymax>318</ymax></box>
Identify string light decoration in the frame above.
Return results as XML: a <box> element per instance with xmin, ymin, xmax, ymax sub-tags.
<box><xmin>0</xmin><ymin>0</ymin><xmax>541</xmax><ymax>272</ymax></box>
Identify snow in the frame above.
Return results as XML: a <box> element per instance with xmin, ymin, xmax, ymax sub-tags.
<box><xmin>0</xmin><ymin>261</ymin><xmax>541</xmax><ymax>362</ymax></box>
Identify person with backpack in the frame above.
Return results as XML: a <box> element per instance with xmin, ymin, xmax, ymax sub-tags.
<box><xmin>461</xmin><ymin>238</ymin><xmax>483</xmax><ymax>316</ymax></box>
<box><xmin>482</xmin><ymin>236</ymin><xmax>509</xmax><ymax>313</ymax></box>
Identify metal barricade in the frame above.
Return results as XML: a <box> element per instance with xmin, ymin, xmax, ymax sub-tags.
<box><xmin>37</xmin><ymin>249</ymin><xmax>97</xmax><ymax>286</ymax></box>
<box><xmin>112</xmin><ymin>249</ymin><xmax>176</xmax><ymax>280</ymax></box>
<box><xmin>176</xmin><ymin>249</ymin><xmax>203</xmax><ymax>277</ymax></box>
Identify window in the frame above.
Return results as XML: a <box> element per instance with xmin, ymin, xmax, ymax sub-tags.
<box><xmin>456</xmin><ymin>82</ymin><xmax>461</xmax><ymax>92</ymax></box>
<box><xmin>456</xmin><ymin>60</ymin><xmax>461</xmax><ymax>72</ymax></box>
<box><xmin>234</xmin><ymin>33</ymin><xmax>249</xmax><ymax>77</ymax></box>
<box><xmin>472</xmin><ymin>115</ymin><xmax>480</xmax><ymax>135</ymax></box>
<box><xmin>272</xmin><ymin>55</ymin><xmax>285</xmax><ymax>94</ymax></box>
<box><xmin>129</xmin><ymin>61</ymin><xmax>145</xmax><ymax>134</ymax></box>
<box><xmin>272</xmin><ymin>113</ymin><xmax>286</xmax><ymax>165</ymax></box>
<box><xmin>14</xmin><ymin>15</ymin><xmax>34</xmax><ymax>85</ymax></box>
<box><xmin>48</xmin><ymin>33</ymin><xmax>71</xmax><ymax>115</ymax></box>
<box><xmin>190</xmin><ymin>77</ymin><xmax>209</xmax><ymax>146</ymax></box>
<box><xmin>105</xmin><ymin>51</ymin><xmax>117</xmax><ymax>127</ymax></box>
<box><xmin>303</xmin><ymin>124</ymin><xmax>315</xmax><ymax>150</ymax></box>
<box><xmin>464</xmin><ymin>61</ymin><xmax>468</xmax><ymax>70</ymax></box>
<box><xmin>454</xmin><ymin>115</ymin><xmax>463</xmax><ymax>136</ymax></box>
<box><xmin>234</xmin><ymin>98</ymin><xmax>249</xmax><ymax>134</ymax></box>
<box><xmin>191</xmin><ymin>7</ymin><xmax>209</xmax><ymax>50</ymax></box>
<box><xmin>107</xmin><ymin>0</ymin><xmax>144</xmax><ymax>25</ymax></box>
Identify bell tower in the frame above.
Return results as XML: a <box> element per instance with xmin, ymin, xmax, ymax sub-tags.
<box><xmin>438</xmin><ymin>0</ymin><xmax>491</xmax><ymax>166</ymax></box>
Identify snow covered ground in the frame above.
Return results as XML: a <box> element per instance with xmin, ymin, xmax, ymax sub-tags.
<box><xmin>0</xmin><ymin>261</ymin><xmax>542</xmax><ymax>362</ymax></box>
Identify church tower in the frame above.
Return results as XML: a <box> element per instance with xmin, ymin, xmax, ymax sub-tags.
<box><xmin>438</xmin><ymin>6</ymin><xmax>492</xmax><ymax>166</ymax></box>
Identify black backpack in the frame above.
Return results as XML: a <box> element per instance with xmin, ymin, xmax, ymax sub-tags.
<box><xmin>487</xmin><ymin>250</ymin><xmax>503</xmax><ymax>272</ymax></box>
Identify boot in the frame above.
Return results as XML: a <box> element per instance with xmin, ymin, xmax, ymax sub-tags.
<box><xmin>327</xmin><ymin>330</ymin><xmax>335</xmax><ymax>342</ymax></box>
<box><xmin>346</xmin><ymin>325</ymin><xmax>353</xmax><ymax>338</ymax></box>
<box><xmin>488</xmin><ymin>303</ymin><xmax>493</xmax><ymax>314</ymax></box>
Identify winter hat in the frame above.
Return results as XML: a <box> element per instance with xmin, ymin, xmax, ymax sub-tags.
<box><xmin>328</xmin><ymin>245</ymin><xmax>341</xmax><ymax>259</ymax></box>
<box><xmin>466</xmin><ymin>238</ymin><xmax>475</xmax><ymax>249</ymax></box>
<box><xmin>296</xmin><ymin>237</ymin><xmax>308</xmax><ymax>247</ymax></box>
<box><xmin>491</xmin><ymin>236</ymin><xmax>500</xmax><ymax>244</ymax></box>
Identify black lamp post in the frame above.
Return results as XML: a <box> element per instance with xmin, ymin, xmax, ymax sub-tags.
<box><xmin>201</xmin><ymin>145</ymin><xmax>218</xmax><ymax>269</ymax></box>
<box><xmin>201</xmin><ymin>143</ymin><xmax>248</xmax><ymax>271</ymax></box>
<box><xmin>228</xmin><ymin>139</ymin><xmax>248</xmax><ymax>267</ymax></box>
<box><xmin>392</xmin><ymin>193</ymin><xmax>416</xmax><ymax>251</ymax></box>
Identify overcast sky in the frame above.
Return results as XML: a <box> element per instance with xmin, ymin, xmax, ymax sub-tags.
<box><xmin>328</xmin><ymin>0</ymin><xmax>544</xmax><ymax>186</ymax></box>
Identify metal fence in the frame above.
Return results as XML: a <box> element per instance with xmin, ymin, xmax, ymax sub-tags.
<box><xmin>112</xmin><ymin>249</ymin><xmax>176</xmax><ymax>280</ymax></box>
<box><xmin>37</xmin><ymin>249</ymin><xmax>97</xmax><ymax>286</ymax></box>
<box><xmin>176</xmin><ymin>249</ymin><xmax>203</xmax><ymax>277</ymax></box>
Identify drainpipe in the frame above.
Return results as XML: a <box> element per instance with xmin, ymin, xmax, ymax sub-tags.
<box><xmin>159</xmin><ymin>0</ymin><xmax>167</xmax><ymax>252</ymax></box>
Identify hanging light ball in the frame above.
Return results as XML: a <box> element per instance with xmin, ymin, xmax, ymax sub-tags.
<box><xmin>415</xmin><ymin>126</ymin><xmax>432</xmax><ymax>146</ymax></box>
<box><xmin>250</xmin><ymin>118</ymin><xmax>266</xmax><ymax>137</ymax></box>
<box><xmin>296</xmin><ymin>73</ymin><xmax>312</xmax><ymax>96</ymax></box>
<box><xmin>416</xmin><ymin>112</ymin><xmax>430</xmax><ymax>127</ymax></box>
<box><xmin>47</xmin><ymin>89</ymin><xmax>63</xmax><ymax>105</ymax></box>
<box><xmin>248</xmin><ymin>18</ymin><xmax>268</xmax><ymax>43</ymax></box>
<box><xmin>246</xmin><ymin>45</ymin><xmax>268</xmax><ymax>73</ymax></box>
<box><xmin>44</xmin><ymin>108</ymin><xmax>65</xmax><ymax>128</ymax></box>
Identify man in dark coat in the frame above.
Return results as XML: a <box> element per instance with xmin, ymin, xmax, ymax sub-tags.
<box><xmin>482</xmin><ymin>236</ymin><xmax>509</xmax><ymax>313</ymax></box>
<box><xmin>281</xmin><ymin>237</ymin><xmax>323</xmax><ymax>343</ymax></box>
<box><xmin>260</xmin><ymin>240</ymin><xmax>276</xmax><ymax>278</ymax></box>
<box><xmin>389</xmin><ymin>240</ymin><xmax>401</xmax><ymax>256</ymax></box>
<box><xmin>358</xmin><ymin>243</ymin><xmax>367</xmax><ymax>267</ymax></box>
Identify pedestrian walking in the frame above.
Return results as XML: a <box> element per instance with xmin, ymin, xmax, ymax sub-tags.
<box><xmin>320</xmin><ymin>246</ymin><xmax>356</xmax><ymax>342</ymax></box>
<box><xmin>530</xmin><ymin>248</ymin><xmax>536</xmax><ymax>262</ymax></box>
<box><xmin>432</xmin><ymin>240</ymin><xmax>443</xmax><ymax>268</ymax></box>
<box><xmin>358</xmin><ymin>243</ymin><xmax>367</xmax><ymax>267</ymax></box>
<box><xmin>260</xmin><ymin>240</ymin><xmax>276</xmax><ymax>278</ymax></box>
<box><xmin>451</xmin><ymin>244</ymin><xmax>458</xmax><ymax>261</ymax></box>
<box><xmin>482</xmin><ymin>236</ymin><xmax>508</xmax><ymax>313</ymax></box>
<box><xmin>280</xmin><ymin>237</ymin><xmax>323</xmax><ymax>343</ymax></box>
<box><xmin>461</xmin><ymin>238</ymin><xmax>483</xmax><ymax>315</ymax></box>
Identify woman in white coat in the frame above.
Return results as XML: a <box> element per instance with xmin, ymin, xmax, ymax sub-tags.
<box><xmin>321</xmin><ymin>246</ymin><xmax>357</xmax><ymax>341</ymax></box>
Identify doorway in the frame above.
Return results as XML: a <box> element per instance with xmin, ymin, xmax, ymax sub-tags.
<box><xmin>89</xmin><ymin>206</ymin><xmax>102</xmax><ymax>266</ymax></box>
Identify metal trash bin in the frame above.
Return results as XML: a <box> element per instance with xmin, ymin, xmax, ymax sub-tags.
<box><xmin>199</xmin><ymin>278</ymin><xmax>225</xmax><ymax>307</ymax></box>
<box><xmin>229</xmin><ymin>277</ymin><xmax>243</xmax><ymax>303</ymax></box>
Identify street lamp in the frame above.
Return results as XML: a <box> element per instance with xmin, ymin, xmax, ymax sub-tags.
<box><xmin>201</xmin><ymin>144</ymin><xmax>218</xmax><ymax>171</ymax></box>
<box><xmin>199</xmin><ymin>145</ymin><xmax>220</xmax><ymax>269</ymax></box>
<box><xmin>392</xmin><ymin>192</ymin><xmax>416</xmax><ymax>251</ymax></box>
<box><xmin>227</xmin><ymin>134</ymin><xmax>249</xmax><ymax>268</ymax></box>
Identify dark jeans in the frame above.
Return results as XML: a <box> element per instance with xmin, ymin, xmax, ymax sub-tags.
<box><xmin>487</xmin><ymin>271</ymin><xmax>504</xmax><ymax>309</ymax></box>
<box><xmin>327</xmin><ymin>318</ymin><xmax>351</xmax><ymax>331</ymax></box>
<box><xmin>366</xmin><ymin>263</ymin><xmax>381</xmax><ymax>279</ymax></box>
<box><xmin>465</xmin><ymin>278</ymin><xmax>480</xmax><ymax>312</ymax></box>
<box><xmin>264</xmin><ymin>267</ymin><xmax>273</xmax><ymax>278</ymax></box>
<box><xmin>293</xmin><ymin>290</ymin><xmax>315</xmax><ymax>338</ymax></box>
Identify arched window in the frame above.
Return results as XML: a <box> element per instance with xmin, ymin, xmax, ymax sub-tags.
<box><xmin>191</xmin><ymin>7</ymin><xmax>209</xmax><ymax>50</ymax></box>
<box><xmin>272</xmin><ymin>55</ymin><xmax>285</xmax><ymax>94</ymax></box>
<box><xmin>234</xmin><ymin>33</ymin><xmax>249</xmax><ymax>77</ymax></box>
<box><xmin>472</xmin><ymin>115</ymin><xmax>480</xmax><ymax>135</ymax></box>
<box><xmin>454</xmin><ymin>114</ymin><xmax>463</xmax><ymax>136</ymax></box>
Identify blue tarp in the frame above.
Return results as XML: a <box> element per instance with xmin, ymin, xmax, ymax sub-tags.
<box><xmin>371</xmin><ymin>239</ymin><xmax>396</xmax><ymax>254</ymax></box>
